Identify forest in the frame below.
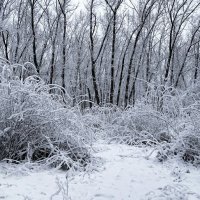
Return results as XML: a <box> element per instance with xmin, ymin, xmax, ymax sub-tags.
<box><xmin>0</xmin><ymin>0</ymin><xmax>200</xmax><ymax>199</ymax></box>
<box><xmin>0</xmin><ymin>0</ymin><xmax>199</xmax><ymax>107</ymax></box>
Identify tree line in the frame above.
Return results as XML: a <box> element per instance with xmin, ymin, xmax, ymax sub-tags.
<box><xmin>0</xmin><ymin>0</ymin><xmax>200</xmax><ymax>108</ymax></box>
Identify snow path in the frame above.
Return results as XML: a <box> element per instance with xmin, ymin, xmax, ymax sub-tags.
<box><xmin>0</xmin><ymin>143</ymin><xmax>200</xmax><ymax>200</ymax></box>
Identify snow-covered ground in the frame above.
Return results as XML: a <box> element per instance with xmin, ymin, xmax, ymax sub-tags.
<box><xmin>0</xmin><ymin>143</ymin><xmax>200</xmax><ymax>200</ymax></box>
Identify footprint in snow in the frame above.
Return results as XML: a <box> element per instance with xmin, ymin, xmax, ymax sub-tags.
<box><xmin>94</xmin><ymin>194</ymin><xmax>115</xmax><ymax>199</ymax></box>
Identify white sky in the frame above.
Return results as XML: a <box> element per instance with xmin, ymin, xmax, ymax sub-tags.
<box><xmin>72</xmin><ymin>0</ymin><xmax>133</xmax><ymax>14</ymax></box>
<box><xmin>72</xmin><ymin>0</ymin><xmax>86</xmax><ymax>9</ymax></box>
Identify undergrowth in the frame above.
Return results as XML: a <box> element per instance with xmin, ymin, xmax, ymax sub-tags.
<box><xmin>82</xmin><ymin>83</ymin><xmax>200</xmax><ymax>166</ymax></box>
<box><xmin>0</xmin><ymin>59</ymin><xmax>91</xmax><ymax>169</ymax></box>
<box><xmin>1</xmin><ymin>58</ymin><xmax>200</xmax><ymax>167</ymax></box>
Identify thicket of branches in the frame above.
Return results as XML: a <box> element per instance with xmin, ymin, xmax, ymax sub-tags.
<box><xmin>0</xmin><ymin>59</ymin><xmax>90</xmax><ymax>169</ymax></box>
<box><xmin>0</xmin><ymin>0</ymin><xmax>200</xmax><ymax>108</ymax></box>
<box><xmin>81</xmin><ymin>82</ymin><xmax>200</xmax><ymax>165</ymax></box>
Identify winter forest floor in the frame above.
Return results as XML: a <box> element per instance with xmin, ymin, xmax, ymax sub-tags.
<box><xmin>0</xmin><ymin>142</ymin><xmax>200</xmax><ymax>200</ymax></box>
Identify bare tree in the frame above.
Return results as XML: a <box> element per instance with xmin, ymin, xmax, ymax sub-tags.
<box><xmin>124</xmin><ymin>0</ymin><xmax>158</xmax><ymax>107</ymax></box>
<box><xmin>89</xmin><ymin>0</ymin><xmax>112</xmax><ymax>104</ymax></box>
<box><xmin>104</xmin><ymin>0</ymin><xmax>123</xmax><ymax>104</ymax></box>
<box><xmin>164</xmin><ymin>0</ymin><xmax>200</xmax><ymax>85</ymax></box>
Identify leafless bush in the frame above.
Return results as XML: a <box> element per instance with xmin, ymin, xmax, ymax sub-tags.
<box><xmin>107</xmin><ymin>104</ymin><xmax>171</xmax><ymax>145</ymax></box>
<box><xmin>82</xmin><ymin>105</ymin><xmax>122</xmax><ymax>140</ymax></box>
<box><xmin>145</xmin><ymin>84</ymin><xmax>182</xmax><ymax>118</ymax></box>
<box><xmin>0</xmin><ymin>61</ymin><xmax>90</xmax><ymax>169</ymax></box>
<box><xmin>157</xmin><ymin>83</ymin><xmax>200</xmax><ymax>165</ymax></box>
<box><xmin>83</xmin><ymin>103</ymin><xmax>172</xmax><ymax>146</ymax></box>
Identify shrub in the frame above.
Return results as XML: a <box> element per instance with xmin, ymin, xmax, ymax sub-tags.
<box><xmin>107</xmin><ymin>104</ymin><xmax>171</xmax><ymax>145</ymax></box>
<box><xmin>0</xmin><ymin>60</ymin><xmax>90</xmax><ymax>169</ymax></box>
<box><xmin>82</xmin><ymin>105</ymin><xmax>122</xmax><ymax>140</ymax></box>
<box><xmin>157</xmin><ymin>83</ymin><xmax>200</xmax><ymax>165</ymax></box>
